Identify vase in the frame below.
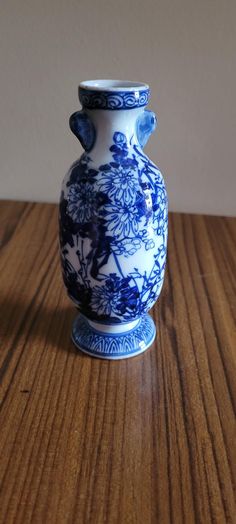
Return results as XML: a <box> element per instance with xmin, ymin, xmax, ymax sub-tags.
<box><xmin>59</xmin><ymin>80</ymin><xmax>168</xmax><ymax>359</ymax></box>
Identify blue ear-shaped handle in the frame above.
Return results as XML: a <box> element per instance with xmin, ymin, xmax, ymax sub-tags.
<box><xmin>69</xmin><ymin>111</ymin><xmax>96</xmax><ymax>152</ymax></box>
<box><xmin>136</xmin><ymin>110</ymin><xmax>157</xmax><ymax>148</ymax></box>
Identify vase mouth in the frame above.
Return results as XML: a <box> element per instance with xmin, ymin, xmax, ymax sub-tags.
<box><xmin>79</xmin><ymin>79</ymin><xmax>149</xmax><ymax>92</ymax></box>
<box><xmin>79</xmin><ymin>80</ymin><xmax>150</xmax><ymax>111</ymax></box>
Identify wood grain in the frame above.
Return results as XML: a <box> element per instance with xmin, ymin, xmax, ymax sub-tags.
<box><xmin>0</xmin><ymin>201</ymin><xmax>235</xmax><ymax>524</ymax></box>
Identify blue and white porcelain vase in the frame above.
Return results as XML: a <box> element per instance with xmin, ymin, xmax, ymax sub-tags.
<box><xmin>59</xmin><ymin>80</ymin><xmax>168</xmax><ymax>359</ymax></box>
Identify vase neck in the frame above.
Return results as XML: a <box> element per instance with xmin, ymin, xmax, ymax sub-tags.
<box><xmin>86</xmin><ymin>107</ymin><xmax>144</xmax><ymax>152</ymax></box>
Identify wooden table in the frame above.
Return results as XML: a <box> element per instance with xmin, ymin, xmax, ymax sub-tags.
<box><xmin>0</xmin><ymin>201</ymin><xmax>235</xmax><ymax>524</ymax></box>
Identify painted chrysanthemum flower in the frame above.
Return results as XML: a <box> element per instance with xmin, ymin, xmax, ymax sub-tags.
<box><xmin>104</xmin><ymin>203</ymin><xmax>141</xmax><ymax>238</ymax></box>
<box><xmin>99</xmin><ymin>166</ymin><xmax>139</xmax><ymax>205</ymax></box>
<box><xmin>90</xmin><ymin>274</ymin><xmax>139</xmax><ymax>317</ymax></box>
<box><xmin>67</xmin><ymin>183</ymin><xmax>97</xmax><ymax>223</ymax></box>
<box><xmin>90</xmin><ymin>283</ymin><xmax>117</xmax><ymax>316</ymax></box>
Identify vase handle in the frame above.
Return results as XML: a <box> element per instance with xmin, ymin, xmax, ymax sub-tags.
<box><xmin>69</xmin><ymin>111</ymin><xmax>96</xmax><ymax>152</ymax></box>
<box><xmin>136</xmin><ymin>110</ymin><xmax>157</xmax><ymax>148</ymax></box>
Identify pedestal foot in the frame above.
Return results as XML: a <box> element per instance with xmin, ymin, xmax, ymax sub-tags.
<box><xmin>71</xmin><ymin>314</ymin><xmax>156</xmax><ymax>360</ymax></box>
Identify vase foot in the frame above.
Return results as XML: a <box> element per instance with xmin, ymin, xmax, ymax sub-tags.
<box><xmin>71</xmin><ymin>314</ymin><xmax>156</xmax><ymax>360</ymax></box>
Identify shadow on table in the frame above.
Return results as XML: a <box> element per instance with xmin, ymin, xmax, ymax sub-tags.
<box><xmin>0</xmin><ymin>280</ymin><xmax>170</xmax><ymax>361</ymax></box>
<box><xmin>0</xmin><ymin>293</ymin><xmax>82</xmax><ymax>356</ymax></box>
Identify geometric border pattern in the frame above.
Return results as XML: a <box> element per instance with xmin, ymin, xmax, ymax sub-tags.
<box><xmin>71</xmin><ymin>313</ymin><xmax>156</xmax><ymax>360</ymax></box>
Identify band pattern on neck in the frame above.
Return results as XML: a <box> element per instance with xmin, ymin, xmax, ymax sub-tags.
<box><xmin>79</xmin><ymin>88</ymin><xmax>150</xmax><ymax>110</ymax></box>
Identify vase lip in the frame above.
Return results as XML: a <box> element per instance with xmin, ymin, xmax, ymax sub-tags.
<box><xmin>79</xmin><ymin>80</ymin><xmax>150</xmax><ymax>111</ymax></box>
<box><xmin>79</xmin><ymin>79</ymin><xmax>149</xmax><ymax>92</ymax></box>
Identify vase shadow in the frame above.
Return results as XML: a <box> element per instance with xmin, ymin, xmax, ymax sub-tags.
<box><xmin>0</xmin><ymin>294</ymin><xmax>86</xmax><ymax>356</ymax></box>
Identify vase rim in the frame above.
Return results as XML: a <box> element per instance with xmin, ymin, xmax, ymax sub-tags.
<box><xmin>79</xmin><ymin>80</ymin><xmax>150</xmax><ymax>110</ymax></box>
<box><xmin>79</xmin><ymin>79</ymin><xmax>149</xmax><ymax>92</ymax></box>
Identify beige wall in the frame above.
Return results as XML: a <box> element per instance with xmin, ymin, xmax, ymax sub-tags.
<box><xmin>0</xmin><ymin>0</ymin><xmax>235</xmax><ymax>215</ymax></box>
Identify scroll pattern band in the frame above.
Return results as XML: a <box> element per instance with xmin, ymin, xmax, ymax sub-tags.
<box><xmin>79</xmin><ymin>88</ymin><xmax>150</xmax><ymax>110</ymax></box>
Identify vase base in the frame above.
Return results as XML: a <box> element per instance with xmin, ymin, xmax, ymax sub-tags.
<box><xmin>71</xmin><ymin>314</ymin><xmax>156</xmax><ymax>360</ymax></box>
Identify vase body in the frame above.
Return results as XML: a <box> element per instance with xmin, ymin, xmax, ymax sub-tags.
<box><xmin>59</xmin><ymin>80</ymin><xmax>168</xmax><ymax>359</ymax></box>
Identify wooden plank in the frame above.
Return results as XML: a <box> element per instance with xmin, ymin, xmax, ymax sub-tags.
<box><xmin>0</xmin><ymin>201</ymin><xmax>235</xmax><ymax>523</ymax></box>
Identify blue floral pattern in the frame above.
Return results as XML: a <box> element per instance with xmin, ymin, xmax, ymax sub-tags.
<box><xmin>99</xmin><ymin>166</ymin><xmax>139</xmax><ymax>205</ymax></box>
<box><xmin>59</xmin><ymin>131</ymin><xmax>168</xmax><ymax>323</ymax></box>
<box><xmin>67</xmin><ymin>182</ymin><xmax>98</xmax><ymax>223</ymax></box>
